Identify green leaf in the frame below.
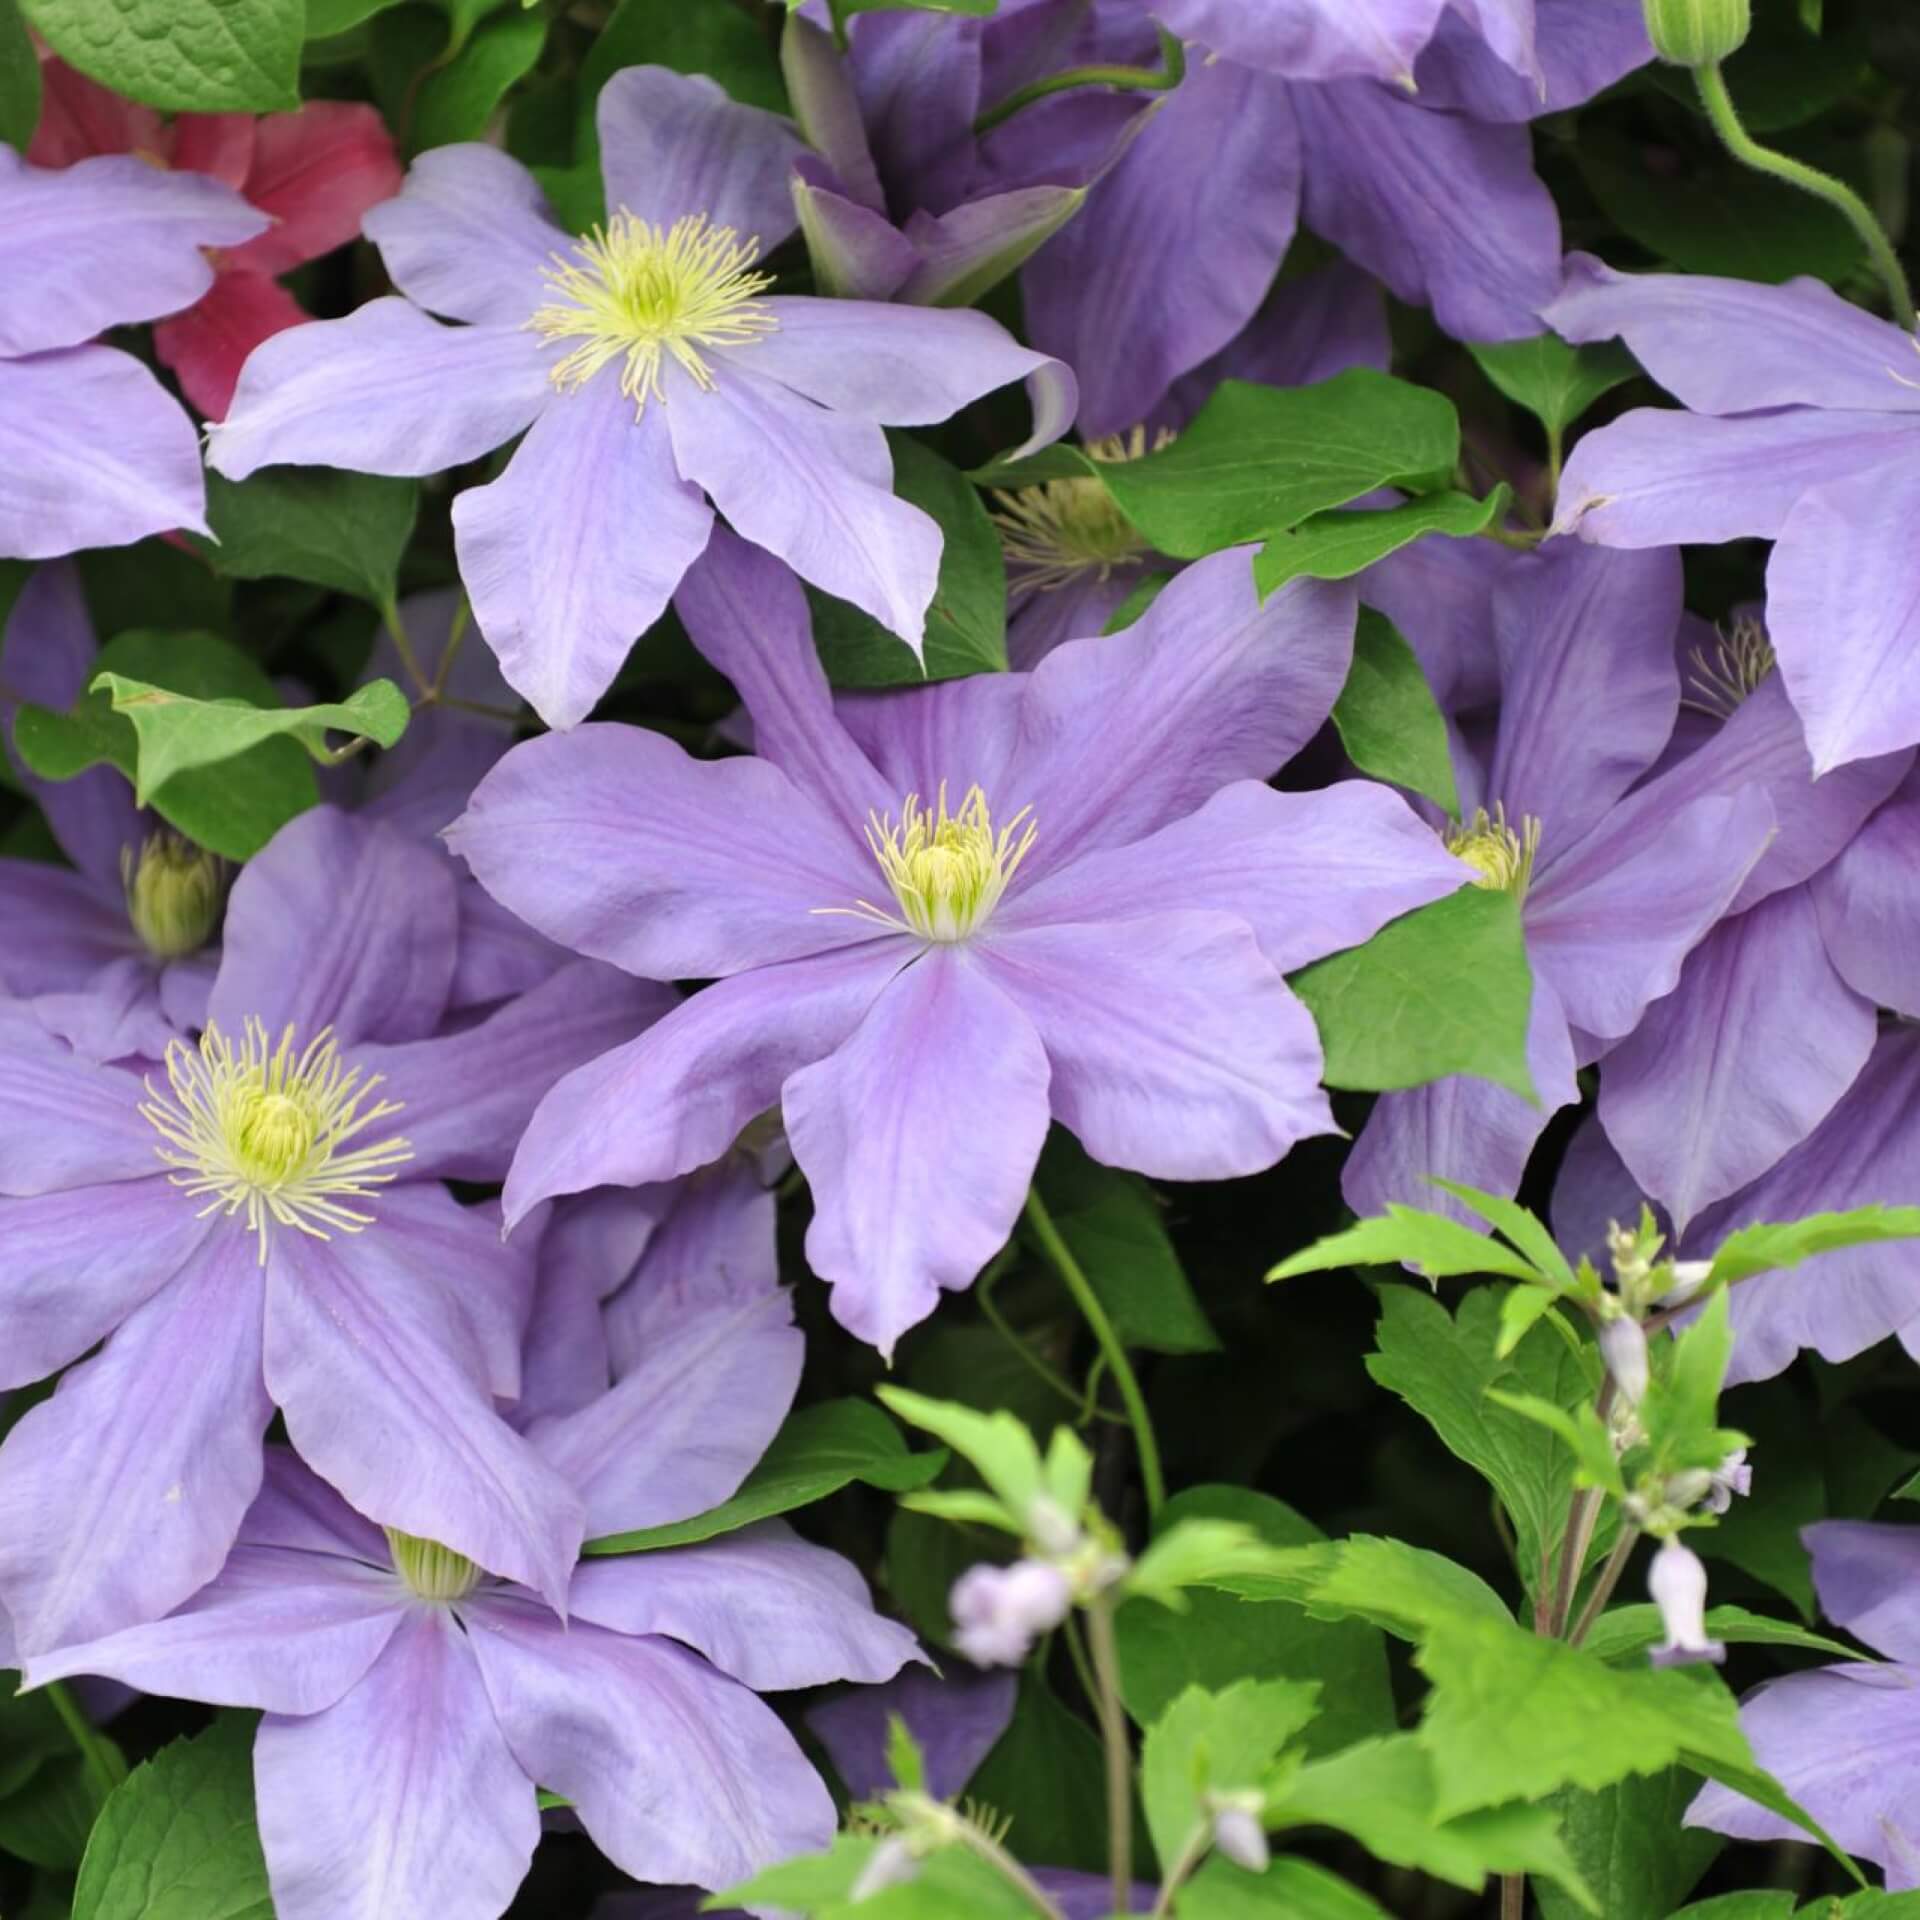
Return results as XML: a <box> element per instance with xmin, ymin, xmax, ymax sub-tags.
<box><xmin>21</xmin><ymin>0</ymin><xmax>301</xmax><ymax>108</ymax></box>
<box><xmin>1211</xmin><ymin>1534</ymin><xmax>1515</xmax><ymax>1643</ymax></box>
<box><xmin>1368</xmin><ymin>1287</ymin><xmax>1603</xmax><ymax>1593</ymax></box>
<box><xmin>14</xmin><ymin>630</ymin><xmax>320</xmax><ymax>861</ymax></box>
<box><xmin>1427</xmin><ymin>1181</ymin><xmax>1578</xmax><ymax>1292</ymax></box>
<box><xmin>1707</xmin><ymin>1206</ymin><xmax>1920</xmax><ymax>1285</ymax></box>
<box><xmin>95</xmin><ymin>674</ymin><xmax>410</xmax><ymax>803</ymax></box>
<box><xmin>412</xmin><ymin>7</ymin><xmax>546</xmax><ymax>147</ymax></box>
<box><xmin>582</xmin><ymin>1399</ymin><xmax>945</xmax><ymax>1553</ymax></box>
<box><xmin>72</xmin><ymin>1715</ymin><xmax>269</xmax><ymax>1920</ymax></box>
<box><xmin>194</xmin><ymin>469</ymin><xmax>420</xmax><ymax>607</ymax></box>
<box><xmin>1087</xmin><ymin>373</ymin><xmax>1462</xmax><ymax>560</ymax></box>
<box><xmin>1574</xmin><ymin>1604</ymin><xmax>1861</xmax><ymax>1666</ymax></box>
<box><xmin>1328</xmin><ymin>610</ymin><xmax>1460</xmax><ymax>818</ymax></box>
<box><xmin>1176</xmin><ymin>1856</ymin><xmax>1392</xmax><ymax>1920</ymax></box>
<box><xmin>305</xmin><ymin>0</ymin><xmax>403</xmax><ymax>36</ymax></box>
<box><xmin>1268</xmin><ymin>1207</ymin><xmax>1549</xmax><ymax>1287</ymax></box>
<box><xmin>1267</xmin><ymin>1735</ymin><xmax>1595</xmax><ymax>1911</ymax></box>
<box><xmin>874</xmin><ymin>1388</ymin><xmax>1046</xmax><ymax>1526</ymax></box>
<box><xmin>812</xmin><ymin>436</ymin><xmax>1008</xmax><ymax>686</ymax></box>
<box><xmin>1289</xmin><ymin>884</ymin><xmax>1534</xmax><ymax>1097</ymax></box>
<box><xmin>1668</xmin><ymin>1900</ymin><xmax>1799</xmax><ymax>1920</ymax></box>
<box><xmin>582</xmin><ymin>0</ymin><xmax>786</xmax><ymax>117</ymax></box>
<box><xmin>1640</xmin><ymin>1287</ymin><xmax>1732</xmax><ymax>1456</ymax></box>
<box><xmin>1142</xmin><ymin>1680</ymin><xmax>1320</xmax><ymax>1875</ymax></box>
<box><xmin>0</xmin><ymin>0</ymin><xmax>41</xmax><ymax>148</ymax></box>
<box><xmin>883</xmin><ymin>1715</ymin><xmax>925</xmax><ymax>1796</ymax></box>
<box><xmin>1127</xmin><ymin>1519</ymin><xmax>1328</xmax><ymax>1610</ymax></box>
<box><xmin>1032</xmin><ymin>1132</ymin><xmax>1217</xmax><ymax>1356</ymax></box>
<box><xmin>1253</xmin><ymin>488</ymin><xmax>1511</xmax><ymax>599</ymax></box>
<box><xmin>1531</xmin><ymin>1769</ymin><xmax>1721</xmax><ymax>1920</ymax></box>
<box><xmin>967</xmin><ymin>1669</ymin><xmax>1117</xmax><ymax>1875</ymax></box>
<box><xmin>1482</xmin><ymin>1389</ymin><xmax>1627</xmax><ymax>1503</ymax></box>
<box><xmin>0</xmin><ymin>1752</ymin><xmax>108</xmax><ymax>1870</ymax></box>
<box><xmin>1467</xmin><ymin>336</ymin><xmax>1639</xmax><ymax>438</ymax></box>
<box><xmin>713</xmin><ymin>1833</ymin><xmax>877</xmax><ymax>1912</ymax></box>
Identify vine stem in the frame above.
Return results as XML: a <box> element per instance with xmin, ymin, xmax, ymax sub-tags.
<box><xmin>1086</xmin><ymin>1596</ymin><xmax>1135</xmax><ymax>1917</ymax></box>
<box><xmin>1694</xmin><ymin>61</ymin><xmax>1916</xmax><ymax>331</ymax></box>
<box><xmin>47</xmin><ymin>1680</ymin><xmax>120</xmax><ymax>1806</ymax></box>
<box><xmin>1148</xmin><ymin>1824</ymin><xmax>1212</xmax><ymax>1919</ymax></box>
<box><xmin>951</xmin><ymin>1817</ymin><xmax>1071</xmax><ymax>1920</ymax></box>
<box><xmin>1545</xmin><ymin>1375</ymin><xmax>1617</xmax><ymax>1638</ymax></box>
<box><xmin>1568</xmin><ymin>1525</ymin><xmax>1642</xmax><ymax>1648</ymax></box>
<box><xmin>973</xmin><ymin>27</ymin><xmax>1185</xmax><ymax>137</ymax></box>
<box><xmin>1023</xmin><ymin>1187</ymin><xmax>1166</xmax><ymax>1517</ymax></box>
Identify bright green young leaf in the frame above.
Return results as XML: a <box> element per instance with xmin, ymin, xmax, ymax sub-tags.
<box><xmin>94</xmin><ymin>674</ymin><xmax>410</xmax><ymax>803</ymax></box>
<box><xmin>1267</xmin><ymin>1735</ymin><xmax>1595</xmax><ymax>1911</ymax></box>
<box><xmin>883</xmin><ymin>1715</ymin><xmax>925</xmax><ymax>1796</ymax></box>
<box><xmin>1289</xmin><ymin>884</ymin><xmax>1535</xmax><ymax>1098</ymax></box>
<box><xmin>813</xmin><ymin>436</ymin><xmax>1008</xmax><ymax>686</ymax></box>
<box><xmin>0</xmin><ymin>0</ymin><xmax>40</xmax><ymax>147</ymax></box>
<box><xmin>22</xmin><ymin>0</ymin><xmax>301</xmax><ymax>108</ymax></box>
<box><xmin>1532</xmin><ymin>1769</ymin><xmax>1722</xmax><ymax>1920</ymax></box>
<box><xmin>895</xmin><ymin>1488</ymin><xmax>1022</xmax><ymax>1533</ymax></box>
<box><xmin>1115</xmin><ymin>1488</ymin><xmax>1395</xmax><ymax>1756</ymax></box>
<box><xmin>1141</xmin><ymin>1680</ymin><xmax>1321</xmax><ymax>1877</ymax></box>
<box><xmin>1213</xmin><ymin>1534</ymin><xmax>1514</xmax><ymax>1643</ymax></box>
<box><xmin>1467</xmin><ymin>336</ymin><xmax>1639</xmax><ymax>438</ymax></box>
<box><xmin>1253</xmin><ymin>488</ymin><xmax>1511</xmax><ymax>600</ymax></box>
<box><xmin>1087</xmin><ymin>373</ymin><xmax>1461</xmax><ymax>560</ymax></box>
<box><xmin>1707</xmin><ymin>1206</ymin><xmax>1920</xmax><ymax>1285</ymax></box>
<box><xmin>582</xmin><ymin>1398</ymin><xmax>944</xmax><ymax>1553</ymax></box>
<box><xmin>1268</xmin><ymin>1205</ymin><xmax>1548</xmax><ymax>1287</ymax></box>
<box><xmin>1328</xmin><ymin>610</ymin><xmax>1460</xmax><ymax>817</ymax></box>
<box><xmin>1496</xmin><ymin>1284</ymin><xmax>1565</xmax><ymax>1359</ymax></box>
<box><xmin>1127</xmin><ymin>1519</ymin><xmax>1330</xmax><ymax>1610</ymax></box>
<box><xmin>13</xmin><ymin>630</ymin><xmax>321</xmax><ymax>861</ymax></box>
<box><xmin>412</xmin><ymin>7</ymin><xmax>545</xmax><ymax>147</ymax></box>
<box><xmin>1482</xmin><ymin>1389</ymin><xmax>1627</xmax><ymax>1503</ymax></box>
<box><xmin>1576</xmin><ymin>1603</ymin><xmax>1860</xmax><ymax>1666</ymax></box>
<box><xmin>713</xmin><ymin>1833</ymin><xmax>878</xmax><ymax>1912</ymax></box>
<box><xmin>71</xmin><ymin>1714</ymin><xmax>269</xmax><ymax>1920</ymax></box>
<box><xmin>1032</xmin><ymin>1133</ymin><xmax>1217</xmax><ymax>1355</ymax></box>
<box><xmin>1640</xmin><ymin>1287</ymin><xmax>1734</xmax><ymax>1457</ymax></box>
<box><xmin>194</xmin><ymin>469</ymin><xmax>420</xmax><ymax>607</ymax></box>
<box><xmin>1176</xmin><ymin>1856</ymin><xmax>1393</xmax><ymax>1920</ymax></box>
<box><xmin>1427</xmin><ymin>1181</ymin><xmax>1578</xmax><ymax>1292</ymax></box>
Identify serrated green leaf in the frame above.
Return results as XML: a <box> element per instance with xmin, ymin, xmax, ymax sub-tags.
<box><xmin>812</xmin><ymin>435</ymin><xmax>1008</xmax><ymax>686</ymax></box>
<box><xmin>1253</xmin><ymin>488</ymin><xmax>1510</xmax><ymax>600</ymax></box>
<box><xmin>1482</xmin><ymin>1389</ymin><xmax>1626</xmax><ymax>1502</ymax></box>
<box><xmin>1126</xmin><ymin>1519</ymin><xmax>1328</xmax><ymax>1610</ymax></box>
<box><xmin>21</xmin><ymin>0</ymin><xmax>301</xmax><ymax>108</ymax></box>
<box><xmin>1142</xmin><ymin>1680</ymin><xmax>1320</xmax><ymax>1876</ymax></box>
<box><xmin>875</xmin><ymin>1387</ymin><xmax>1048</xmax><ymax>1526</ymax></box>
<box><xmin>95</xmin><ymin>674</ymin><xmax>410</xmax><ymax>802</ymax></box>
<box><xmin>1269</xmin><ymin>1207</ymin><xmax>1547</xmax><ymax>1286</ymax></box>
<box><xmin>1576</xmin><ymin>1603</ymin><xmax>1862</xmax><ymax>1666</ymax></box>
<box><xmin>1468</xmin><ymin>336</ymin><xmax>1639</xmax><ymax>437</ymax></box>
<box><xmin>1708</xmin><ymin>1207</ymin><xmax>1920</xmax><ymax>1285</ymax></box>
<box><xmin>712</xmin><ymin>1832</ymin><xmax>877</xmax><ymax>1912</ymax></box>
<box><xmin>194</xmin><ymin>468</ymin><xmax>419</xmax><ymax>607</ymax></box>
<box><xmin>1328</xmin><ymin>609</ymin><xmax>1460</xmax><ymax>817</ymax></box>
<box><xmin>1496</xmin><ymin>1284</ymin><xmax>1563</xmax><ymax>1359</ymax></box>
<box><xmin>1289</xmin><ymin>884</ymin><xmax>1534</xmax><ymax>1097</ymax></box>
<box><xmin>1087</xmin><ymin>373</ymin><xmax>1461</xmax><ymax>560</ymax></box>
<box><xmin>1641</xmin><ymin>1287</ymin><xmax>1733</xmax><ymax>1457</ymax></box>
<box><xmin>1428</xmin><ymin>1181</ymin><xmax>1578</xmax><ymax>1292</ymax></box>
<box><xmin>1212</xmin><ymin>1534</ymin><xmax>1514</xmax><ymax>1642</ymax></box>
<box><xmin>1175</xmin><ymin>1856</ymin><xmax>1393</xmax><ymax>1920</ymax></box>
<box><xmin>71</xmin><ymin>1715</ymin><xmax>268</xmax><ymax>1920</ymax></box>
<box><xmin>1532</xmin><ymin>1768</ymin><xmax>1721</xmax><ymax>1920</ymax></box>
<box><xmin>0</xmin><ymin>0</ymin><xmax>41</xmax><ymax>147</ymax></box>
<box><xmin>583</xmin><ymin>1399</ymin><xmax>944</xmax><ymax>1554</ymax></box>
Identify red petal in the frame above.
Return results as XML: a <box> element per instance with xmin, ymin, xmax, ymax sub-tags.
<box><xmin>169</xmin><ymin>113</ymin><xmax>257</xmax><ymax>189</ymax></box>
<box><xmin>225</xmin><ymin>102</ymin><xmax>403</xmax><ymax>276</ymax></box>
<box><xmin>153</xmin><ymin>273</ymin><xmax>309</xmax><ymax>421</ymax></box>
<box><xmin>26</xmin><ymin>55</ymin><xmax>164</xmax><ymax>166</ymax></box>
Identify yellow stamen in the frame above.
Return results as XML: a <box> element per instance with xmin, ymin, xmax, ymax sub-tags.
<box><xmin>990</xmin><ymin>426</ymin><xmax>1171</xmax><ymax>592</ymax></box>
<box><xmin>1445</xmin><ymin>803</ymin><xmax>1542</xmax><ymax>900</ymax></box>
<box><xmin>140</xmin><ymin>1018</ymin><xmax>413</xmax><ymax>1262</ymax></box>
<box><xmin>385</xmin><ymin>1528</ymin><xmax>483</xmax><ymax>1602</ymax></box>
<box><xmin>528</xmin><ymin>210</ymin><xmax>777</xmax><ymax>416</ymax></box>
<box><xmin>818</xmin><ymin>783</ymin><xmax>1038</xmax><ymax>943</ymax></box>
<box><xmin>1683</xmin><ymin>612</ymin><xmax>1775</xmax><ymax>719</ymax></box>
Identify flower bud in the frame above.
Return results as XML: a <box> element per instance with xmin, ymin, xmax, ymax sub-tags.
<box><xmin>950</xmin><ymin>1560</ymin><xmax>1073</xmax><ymax>1668</ymax></box>
<box><xmin>1647</xmin><ymin>1539</ymin><xmax>1726</xmax><ymax>1668</ymax></box>
<box><xmin>851</xmin><ymin>1834</ymin><xmax>921</xmax><ymax>1903</ymax></box>
<box><xmin>1657</xmin><ymin>1258</ymin><xmax>1714</xmax><ymax>1308</ymax></box>
<box><xmin>1643</xmin><ymin>0</ymin><xmax>1751</xmax><ymax>67</ymax></box>
<box><xmin>1210</xmin><ymin>1797</ymin><xmax>1270</xmax><ymax>1875</ymax></box>
<box><xmin>1025</xmin><ymin>1493</ymin><xmax>1081</xmax><ymax>1558</ymax></box>
<box><xmin>1597</xmin><ymin>1313</ymin><xmax>1650</xmax><ymax>1408</ymax></box>
<box><xmin>122</xmin><ymin>830</ymin><xmax>224</xmax><ymax>959</ymax></box>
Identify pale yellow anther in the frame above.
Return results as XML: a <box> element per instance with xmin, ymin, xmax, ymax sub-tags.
<box><xmin>990</xmin><ymin>426</ymin><xmax>1171</xmax><ymax>592</ymax></box>
<box><xmin>1445</xmin><ymin>803</ymin><xmax>1542</xmax><ymax>901</ymax></box>
<box><xmin>1683</xmin><ymin>612</ymin><xmax>1775</xmax><ymax>719</ymax></box>
<box><xmin>529</xmin><ymin>210</ymin><xmax>777</xmax><ymax>416</ymax></box>
<box><xmin>140</xmin><ymin>1018</ymin><xmax>414</xmax><ymax>1261</ymax></box>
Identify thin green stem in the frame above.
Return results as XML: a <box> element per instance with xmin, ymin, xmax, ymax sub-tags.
<box><xmin>380</xmin><ymin>594</ymin><xmax>432</xmax><ymax>703</ymax></box>
<box><xmin>1545</xmin><ymin>1374</ymin><xmax>1617</xmax><ymax>1638</ymax></box>
<box><xmin>978</xmin><ymin>1255</ymin><xmax>1110</xmax><ymax>1420</ymax></box>
<box><xmin>1694</xmin><ymin>61</ymin><xmax>1915</xmax><ymax>331</ymax></box>
<box><xmin>1545</xmin><ymin>420</ymin><xmax>1565</xmax><ymax>511</ymax></box>
<box><xmin>1086</xmin><ymin>1597</ymin><xmax>1134</xmax><ymax>1919</ymax></box>
<box><xmin>1023</xmin><ymin>1187</ymin><xmax>1166</xmax><ymax>1517</ymax></box>
<box><xmin>47</xmin><ymin>1681</ymin><xmax>120</xmax><ymax>1807</ymax></box>
<box><xmin>973</xmin><ymin>27</ymin><xmax>1185</xmax><ymax>137</ymax></box>
<box><xmin>1148</xmin><ymin>1824</ymin><xmax>1212</xmax><ymax>1919</ymax></box>
<box><xmin>951</xmin><ymin>1818</ymin><xmax>1072</xmax><ymax>1920</ymax></box>
<box><xmin>427</xmin><ymin>594</ymin><xmax>472</xmax><ymax>702</ymax></box>
<box><xmin>1568</xmin><ymin>1525</ymin><xmax>1642</xmax><ymax>1648</ymax></box>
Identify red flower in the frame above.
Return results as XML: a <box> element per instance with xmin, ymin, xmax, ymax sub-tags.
<box><xmin>29</xmin><ymin>58</ymin><xmax>402</xmax><ymax>419</ymax></box>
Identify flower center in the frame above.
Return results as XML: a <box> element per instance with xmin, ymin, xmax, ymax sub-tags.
<box><xmin>989</xmin><ymin>426</ymin><xmax>1169</xmax><ymax>591</ymax></box>
<box><xmin>1682</xmin><ymin>612</ymin><xmax>1775</xmax><ymax>720</ymax></box>
<box><xmin>820</xmin><ymin>784</ymin><xmax>1037</xmax><ymax>943</ymax></box>
<box><xmin>140</xmin><ymin>1018</ymin><xmax>414</xmax><ymax>1262</ymax></box>
<box><xmin>528</xmin><ymin>210</ymin><xmax>778</xmax><ymax>416</ymax></box>
<box><xmin>385</xmin><ymin>1527</ymin><xmax>482</xmax><ymax>1603</ymax></box>
<box><xmin>1445</xmin><ymin>803</ymin><xmax>1541</xmax><ymax>900</ymax></box>
<box><xmin>121</xmin><ymin>829</ymin><xmax>224</xmax><ymax>959</ymax></box>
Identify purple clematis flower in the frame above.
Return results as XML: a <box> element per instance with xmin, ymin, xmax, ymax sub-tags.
<box><xmin>449</xmin><ymin>527</ymin><xmax>1467</xmax><ymax>1354</ymax></box>
<box><xmin>1547</xmin><ymin>254</ymin><xmax>1920</xmax><ymax>771</ymax></box>
<box><xmin>0</xmin><ymin>146</ymin><xmax>266</xmax><ymax>557</ymax></box>
<box><xmin>1343</xmin><ymin>541</ymin><xmax>1777</xmax><ymax>1225</ymax></box>
<box><xmin>1689</xmin><ymin>1519</ymin><xmax>1920</xmax><ymax>1886</ymax></box>
<box><xmin>948</xmin><ymin>0</ymin><xmax>1649</xmax><ymax>433</ymax></box>
<box><xmin>0</xmin><ymin>805</ymin><xmax>671</xmax><ymax>1654</ymax></box>
<box><xmin>208</xmin><ymin>64</ymin><xmax>1072</xmax><ymax>731</ymax></box>
<box><xmin>1593</xmin><ymin>614</ymin><xmax>1912</xmax><ymax>1230</ymax></box>
<box><xmin>24</xmin><ymin>1396</ymin><xmax>920</xmax><ymax>1920</ymax></box>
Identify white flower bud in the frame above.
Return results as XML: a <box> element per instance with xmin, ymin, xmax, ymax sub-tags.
<box><xmin>1025</xmin><ymin>1493</ymin><xmax>1081</xmax><ymax>1557</ymax></box>
<box><xmin>1598</xmin><ymin>1313</ymin><xmax>1650</xmax><ymax>1407</ymax></box>
<box><xmin>950</xmin><ymin>1560</ymin><xmax>1073</xmax><ymax>1668</ymax></box>
<box><xmin>1657</xmin><ymin>1258</ymin><xmax>1714</xmax><ymax>1307</ymax></box>
<box><xmin>1210</xmin><ymin>1799</ymin><xmax>1270</xmax><ymax>1875</ymax></box>
<box><xmin>851</xmin><ymin>1834</ymin><xmax>921</xmax><ymax>1903</ymax></box>
<box><xmin>1647</xmin><ymin>1539</ymin><xmax>1726</xmax><ymax>1669</ymax></box>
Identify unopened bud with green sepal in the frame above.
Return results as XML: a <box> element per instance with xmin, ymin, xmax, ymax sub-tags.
<box><xmin>1643</xmin><ymin>0</ymin><xmax>1750</xmax><ymax>66</ymax></box>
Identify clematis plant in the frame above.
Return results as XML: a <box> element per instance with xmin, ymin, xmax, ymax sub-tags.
<box><xmin>208</xmin><ymin>63</ymin><xmax>1072</xmax><ymax>729</ymax></box>
<box><xmin>449</xmin><ymin>527</ymin><xmax>1468</xmax><ymax>1354</ymax></box>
